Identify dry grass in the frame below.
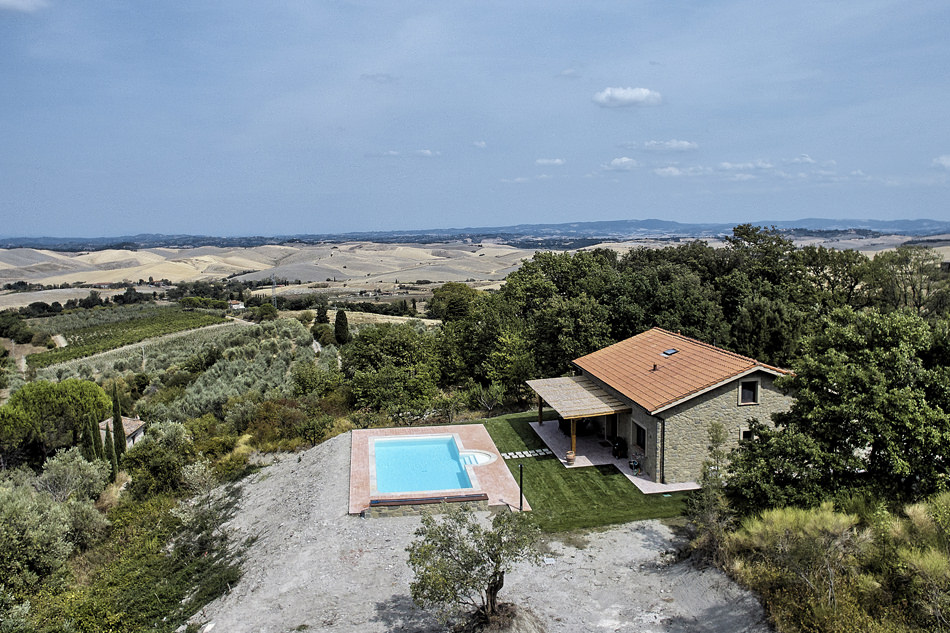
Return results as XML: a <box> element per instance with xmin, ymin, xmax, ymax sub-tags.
<box><xmin>96</xmin><ymin>471</ymin><xmax>131</xmax><ymax>513</ymax></box>
<box><xmin>0</xmin><ymin>242</ymin><xmax>535</xmax><ymax>287</ymax></box>
<box><xmin>342</xmin><ymin>310</ymin><xmax>440</xmax><ymax>328</ymax></box>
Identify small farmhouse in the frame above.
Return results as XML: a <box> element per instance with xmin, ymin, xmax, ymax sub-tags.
<box><xmin>99</xmin><ymin>416</ymin><xmax>146</xmax><ymax>449</ymax></box>
<box><xmin>527</xmin><ymin>327</ymin><xmax>793</xmax><ymax>484</ymax></box>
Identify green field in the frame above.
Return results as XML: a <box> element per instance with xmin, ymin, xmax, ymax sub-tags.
<box><xmin>482</xmin><ymin>411</ymin><xmax>687</xmax><ymax>532</ymax></box>
<box><xmin>27</xmin><ymin>307</ymin><xmax>227</xmax><ymax>368</ymax></box>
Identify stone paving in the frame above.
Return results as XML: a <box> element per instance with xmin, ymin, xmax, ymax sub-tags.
<box><xmin>500</xmin><ymin>448</ymin><xmax>554</xmax><ymax>459</ymax></box>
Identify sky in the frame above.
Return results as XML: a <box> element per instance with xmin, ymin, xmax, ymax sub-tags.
<box><xmin>1</xmin><ymin>1</ymin><xmax>949</xmax><ymax>237</ymax></box>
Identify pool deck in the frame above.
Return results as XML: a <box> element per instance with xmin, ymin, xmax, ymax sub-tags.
<box><xmin>349</xmin><ymin>425</ymin><xmax>530</xmax><ymax>515</ymax></box>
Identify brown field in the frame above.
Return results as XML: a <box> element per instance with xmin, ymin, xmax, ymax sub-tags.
<box><xmin>0</xmin><ymin>242</ymin><xmax>531</xmax><ymax>288</ymax></box>
<box><xmin>0</xmin><ymin>234</ymin><xmax>937</xmax><ymax>313</ymax></box>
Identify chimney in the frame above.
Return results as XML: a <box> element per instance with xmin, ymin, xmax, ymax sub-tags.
<box><xmin>652</xmin><ymin>363</ymin><xmax>658</xmax><ymax>371</ymax></box>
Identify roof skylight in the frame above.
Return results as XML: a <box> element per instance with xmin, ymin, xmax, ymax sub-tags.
<box><xmin>661</xmin><ymin>348</ymin><xmax>678</xmax><ymax>356</ymax></box>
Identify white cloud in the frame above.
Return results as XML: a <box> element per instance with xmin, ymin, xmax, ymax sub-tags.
<box><xmin>501</xmin><ymin>177</ymin><xmax>531</xmax><ymax>184</ymax></box>
<box><xmin>730</xmin><ymin>173</ymin><xmax>756</xmax><ymax>181</ymax></box>
<box><xmin>603</xmin><ymin>157</ymin><xmax>639</xmax><ymax>171</ymax></box>
<box><xmin>473</xmin><ymin>141</ymin><xmax>487</xmax><ymax>149</ymax></box>
<box><xmin>536</xmin><ymin>158</ymin><xmax>565</xmax><ymax>166</ymax></box>
<box><xmin>933</xmin><ymin>155</ymin><xmax>950</xmax><ymax>170</ymax></box>
<box><xmin>592</xmin><ymin>87</ymin><xmax>662</xmax><ymax>108</ymax></box>
<box><xmin>558</xmin><ymin>68</ymin><xmax>580</xmax><ymax>79</ymax></box>
<box><xmin>787</xmin><ymin>154</ymin><xmax>816</xmax><ymax>164</ymax></box>
<box><xmin>644</xmin><ymin>139</ymin><xmax>697</xmax><ymax>152</ymax></box>
<box><xmin>368</xmin><ymin>149</ymin><xmax>440</xmax><ymax>158</ymax></box>
<box><xmin>652</xmin><ymin>165</ymin><xmax>710</xmax><ymax>177</ymax></box>
<box><xmin>718</xmin><ymin>159</ymin><xmax>773</xmax><ymax>171</ymax></box>
<box><xmin>0</xmin><ymin>0</ymin><xmax>47</xmax><ymax>11</ymax></box>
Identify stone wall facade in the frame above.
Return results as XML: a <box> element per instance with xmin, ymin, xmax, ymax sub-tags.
<box><xmin>578</xmin><ymin>368</ymin><xmax>793</xmax><ymax>485</ymax></box>
<box><xmin>660</xmin><ymin>373</ymin><xmax>793</xmax><ymax>483</ymax></box>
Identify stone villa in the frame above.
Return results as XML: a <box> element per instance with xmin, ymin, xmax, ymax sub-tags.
<box><xmin>528</xmin><ymin>327</ymin><xmax>793</xmax><ymax>484</ymax></box>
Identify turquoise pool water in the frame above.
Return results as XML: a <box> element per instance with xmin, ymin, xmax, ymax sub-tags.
<box><xmin>373</xmin><ymin>435</ymin><xmax>473</xmax><ymax>494</ymax></box>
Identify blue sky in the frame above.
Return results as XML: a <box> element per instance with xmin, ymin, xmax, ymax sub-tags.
<box><xmin>1</xmin><ymin>1</ymin><xmax>948</xmax><ymax>237</ymax></box>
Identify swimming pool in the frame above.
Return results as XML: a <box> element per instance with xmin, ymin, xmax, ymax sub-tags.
<box><xmin>372</xmin><ymin>435</ymin><xmax>475</xmax><ymax>494</ymax></box>
<box><xmin>349</xmin><ymin>425</ymin><xmax>527</xmax><ymax>515</ymax></box>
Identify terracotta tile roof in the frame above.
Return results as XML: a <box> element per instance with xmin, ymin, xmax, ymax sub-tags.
<box><xmin>573</xmin><ymin>327</ymin><xmax>790</xmax><ymax>414</ymax></box>
<box><xmin>99</xmin><ymin>416</ymin><xmax>145</xmax><ymax>439</ymax></box>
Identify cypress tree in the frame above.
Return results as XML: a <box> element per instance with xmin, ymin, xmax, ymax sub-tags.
<box><xmin>80</xmin><ymin>418</ymin><xmax>96</xmax><ymax>462</ymax></box>
<box><xmin>91</xmin><ymin>414</ymin><xmax>105</xmax><ymax>460</ymax></box>
<box><xmin>104</xmin><ymin>425</ymin><xmax>117</xmax><ymax>482</ymax></box>
<box><xmin>334</xmin><ymin>309</ymin><xmax>350</xmax><ymax>345</ymax></box>
<box><xmin>112</xmin><ymin>384</ymin><xmax>126</xmax><ymax>462</ymax></box>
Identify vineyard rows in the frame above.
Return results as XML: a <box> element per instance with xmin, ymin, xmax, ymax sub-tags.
<box><xmin>27</xmin><ymin>307</ymin><xmax>227</xmax><ymax>368</ymax></box>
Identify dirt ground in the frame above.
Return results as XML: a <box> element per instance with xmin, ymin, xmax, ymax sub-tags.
<box><xmin>189</xmin><ymin>433</ymin><xmax>769</xmax><ymax>633</ymax></box>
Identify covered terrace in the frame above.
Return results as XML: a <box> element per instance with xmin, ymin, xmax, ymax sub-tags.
<box><xmin>526</xmin><ymin>376</ymin><xmax>698</xmax><ymax>494</ymax></box>
<box><xmin>526</xmin><ymin>375</ymin><xmax>630</xmax><ymax>458</ymax></box>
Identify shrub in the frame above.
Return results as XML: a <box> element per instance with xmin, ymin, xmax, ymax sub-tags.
<box><xmin>728</xmin><ymin>503</ymin><xmax>871</xmax><ymax>621</ymax></box>
<box><xmin>34</xmin><ymin>447</ymin><xmax>110</xmax><ymax>503</ymax></box>
<box><xmin>123</xmin><ymin>441</ymin><xmax>184</xmax><ymax>500</ymax></box>
<box><xmin>62</xmin><ymin>498</ymin><xmax>110</xmax><ymax>550</ymax></box>
<box><xmin>0</xmin><ymin>484</ymin><xmax>72</xmax><ymax>592</ymax></box>
<box><xmin>121</xmin><ymin>422</ymin><xmax>193</xmax><ymax>499</ymax></box>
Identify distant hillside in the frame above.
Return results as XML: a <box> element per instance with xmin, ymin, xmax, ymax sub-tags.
<box><xmin>1</xmin><ymin>218</ymin><xmax>948</xmax><ymax>251</ymax></box>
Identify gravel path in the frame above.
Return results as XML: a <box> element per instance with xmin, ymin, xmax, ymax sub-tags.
<box><xmin>191</xmin><ymin>433</ymin><xmax>769</xmax><ymax>633</ymax></box>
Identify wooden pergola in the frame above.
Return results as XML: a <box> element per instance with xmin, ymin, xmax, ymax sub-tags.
<box><xmin>526</xmin><ymin>376</ymin><xmax>631</xmax><ymax>457</ymax></box>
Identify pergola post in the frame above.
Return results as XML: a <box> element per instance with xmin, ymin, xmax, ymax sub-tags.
<box><xmin>570</xmin><ymin>418</ymin><xmax>576</xmax><ymax>454</ymax></box>
<box><xmin>538</xmin><ymin>396</ymin><xmax>544</xmax><ymax>425</ymax></box>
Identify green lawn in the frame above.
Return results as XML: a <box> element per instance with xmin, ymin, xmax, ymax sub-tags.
<box><xmin>481</xmin><ymin>411</ymin><xmax>687</xmax><ymax>532</ymax></box>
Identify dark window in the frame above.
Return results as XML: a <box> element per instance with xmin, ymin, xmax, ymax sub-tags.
<box><xmin>740</xmin><ymin>380</ymin><xmax>759</xmax><ymax>405</ymax></box>
<box><xmin>741</xmin><ymin>429</ymin><xmax>754</xmax><ymax>441</ymax></box>
<box><xmin>635</xmin><ymin>424</ymin><xmax>646</xmax><ymax>450</ymax></box>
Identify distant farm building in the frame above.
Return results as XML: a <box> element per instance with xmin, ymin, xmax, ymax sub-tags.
<box><xmin>99</xmin><ymin>416</ymin><xmax>146</xmax><ymax>449</ymax></box>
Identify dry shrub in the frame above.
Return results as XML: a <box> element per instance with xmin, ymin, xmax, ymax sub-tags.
<box><xmin>95</xmin><ymin>471</ymin><xmax>130</xmax><ymax>513</ymax></box>
<box><xmin>904</xmin><ymin>502</ymin><xmax>936</xmax><ymax>537</ymax></box>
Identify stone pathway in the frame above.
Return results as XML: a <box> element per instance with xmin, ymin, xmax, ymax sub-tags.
<box><xmin>501</xmin><ymin>448</ymin><xmax>554</xmax><ymax>460</ymax></box>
